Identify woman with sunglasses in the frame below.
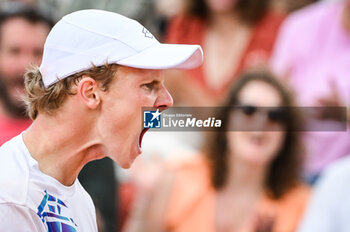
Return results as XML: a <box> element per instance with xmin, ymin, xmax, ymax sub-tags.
<box><xmin>124</xmin><ymin>70</ymin><xmax>310</xmax><ymax>232</ymax></box>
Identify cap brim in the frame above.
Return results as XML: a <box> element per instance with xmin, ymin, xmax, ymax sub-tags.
<box><xmin>117</xmin><ymin>43</ymin><xmax>203</xmax><ymax>70</ymax></box>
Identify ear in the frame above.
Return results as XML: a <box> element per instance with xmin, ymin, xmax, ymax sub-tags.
<box><xmin>77</xmin><ymin>76</ymin><xmax>101</xmax><ymax>110</ymax></box>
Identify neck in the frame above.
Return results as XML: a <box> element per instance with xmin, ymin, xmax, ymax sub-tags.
<box><xmin>220</xmin><ymin>156</ymin><xmax>266</xmax><ymax>197</ymax></box>
<box><xmin>23</xmin><ymin>113</ymin><xmax>104</xmax><ymax>186</ymax></box>
<box><xmin>208</xmin><ymin>11</ymin><xmax>242</xmax><ymax>33</ymax></box>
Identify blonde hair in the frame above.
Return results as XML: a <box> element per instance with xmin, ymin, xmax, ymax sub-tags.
<box><xmin>24</xmin><ymin>63</ymin><xmax>119</xmax><ymax>120</ymax></box>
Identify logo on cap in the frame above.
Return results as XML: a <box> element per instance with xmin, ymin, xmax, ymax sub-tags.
<box><xmin>142</xmin><ymin>27</ymin><xmax>154</xmax><ymax>39</ymax></box>
<box><xmin>143</xmin><ymin>109</ymin><xmax>161</xmax><ymax>128</ymax></box>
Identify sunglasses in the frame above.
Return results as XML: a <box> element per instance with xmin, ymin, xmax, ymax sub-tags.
<box><xmin>238</xmin><ymin>105</ymin><xmax>288</xmax><ymax>124</ymax></box>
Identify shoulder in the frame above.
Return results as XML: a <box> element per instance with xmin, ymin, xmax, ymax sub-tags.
<box><xmin>166</xmin><ymin>154</ymin><xmax>210</xmax><ymax>179</ymax></box>
<box><xmin>168</xmin><ymin>14</ymin><xmax>204</xmax><ymax>30</ymax></box>
<box><xmin>264</xmin><ymin>183</ymin><xmax>311</xmax><ymax>210</ymax></box>
<box><xmin>280</xmin><ymin>184</ymin><xmax>311</xmax><ymax>205</ymax></box>
<box><xmin>250</xmin><ymin>10</ymin><xmax>286</xmax><ymax>49</ymax></box>
<box><xmin>264</xmin><ymin>184</ymin><xmax>311</xmax><ymax>231</ymax></box>
<box><xmin>162</xmin><ymin>155</ymin><xmax>213</xmax><ymax>227</ymax></box>
<box><xmin>258</xmin><ymin>10</ymin><xmax>286</xmax><ymax>29</ymax></box>
<box><xmin>281</xmin><ymin>2</ymin><xmax>337</xmax><ymax>34</ymax></box>
<box><xmin>163</xmin><ymin>154</ymin><xmax>211</xmax><ymax>201</ymax></box>
<box><xmin>0</xmin><ymin>203</ymin><xmax>46</xmax><ymax>231</ymax></box>
<box><xmin>0</xmin><ymin>135</ymin><xmax>30</xmax><ymax>206</ymax></box>
<box><xmin>165</xmin><ymin>14</ymin><xmax>205</xmax><ymax>44</ymax></box>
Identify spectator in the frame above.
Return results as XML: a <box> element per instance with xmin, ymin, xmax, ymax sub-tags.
<box><xmin>271</xmin><ymin>0</ymin><xmax>318</xmax><ymax>14</ymax></box>
<box><xmin>165</xmin><ymin>0</ymin><xmax>285</xmax><ymax>106</ymax></box>
<box><xmin>0</xmin><ymin>3</ymin><xmax>53</xmax><ymax>145</ymax></box>
<box><xmin>124</xmin><ymin>70</ymin><xmax>310</xmax><ymax>232</ymax></box>
<box><xmin>298</xmin><ymin>155</ymin><xmax>350</xmax><ymax>232</ymax></box>
<box><xmin>270</xmin><ymin>0</ymin><xmax>350</xmax><ymax>182</ymax></box>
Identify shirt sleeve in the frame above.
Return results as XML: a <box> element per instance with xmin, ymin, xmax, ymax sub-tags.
<box><xmin>0</xmin><ymin>203</ymin><xmax>46</xmax><ymax>232</ymax></box>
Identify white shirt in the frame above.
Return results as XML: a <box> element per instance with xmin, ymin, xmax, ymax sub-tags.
<box><xmin>298</xmin><ymin>155</ymin><xmax>350</xmax><ymax>232</ymax></box>
<box><xmin>0</xmin><ymin>134</ymin><xmax>97</xmax><ymax>232</ymax></box>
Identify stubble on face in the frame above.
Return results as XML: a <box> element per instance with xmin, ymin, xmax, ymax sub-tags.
<box><xmin>0</xmin><ymin>74</ymin><xmax>27</xmax><ymax>118</ymax></box>
<box><xmin>0</xmin><ymin>18</ymin><xmax>50</xmax><ymax>118</ymax></box>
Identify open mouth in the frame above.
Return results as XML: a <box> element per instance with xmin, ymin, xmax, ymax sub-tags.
<box><xmin>139</xmin><ymin>128</ymin><xmax>149</xmax><ymax>148</ymax></box>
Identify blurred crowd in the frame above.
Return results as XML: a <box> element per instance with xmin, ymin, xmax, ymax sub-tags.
<box><xmin>0</xmin><ymin>0</ymin><xmax>349</xmax><ymax>231</ymax></box>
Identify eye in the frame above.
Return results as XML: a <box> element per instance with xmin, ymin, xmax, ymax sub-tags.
<box><xmin>141</xmin><ymin>80</ymin><xmax>159</xmax><ymax>91</ymax></box>
<box><xmin>142</xmin><ymin>82</ymin><xmax>154</xmax><ymax>91</ymax></box>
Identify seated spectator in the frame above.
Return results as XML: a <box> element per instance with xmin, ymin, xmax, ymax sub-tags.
<box><xmin>298</xmin><ymin>155</ymin><xmax>350</xmax><ymax>232</ymax></box>
<box><xmin>165</xmin><ymin>0</ymin><xmax>285</xmax><ymax>106</ymax></box>
<box><xmin>124</xmin><ymin>70</ymin><xmax>310</xmax><ymax>232</ymax></box>
<box><xmin>270</xmin><ymin>0</ymin><xmax>350</xmax><ymax>182</ymax></box>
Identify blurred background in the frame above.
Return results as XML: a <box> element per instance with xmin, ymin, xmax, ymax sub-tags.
<box><xmin>1</xmin><ymin>0</ymin><xmax>349</xmax><ymax>231</ymax></box>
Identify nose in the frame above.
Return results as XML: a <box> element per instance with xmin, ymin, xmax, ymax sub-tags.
<box><xmin>154</xmin><ymin>85</ymin><xmax>174</xmax><ymax>110</ymax></box>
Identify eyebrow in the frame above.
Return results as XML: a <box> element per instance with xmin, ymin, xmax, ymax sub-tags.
<box><xmin>147</xmin><ymin>80</ymin><xmax>161</xmax><ymax>85</ymax></box>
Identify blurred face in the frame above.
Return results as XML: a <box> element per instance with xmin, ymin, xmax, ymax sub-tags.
<box><xmin>227</xmin><ymin>80</ymin><xmax>286</xmax><ymax>167</ymax></box>
<box><xmin>97</xmin><ymin>66</ymin><xmax>173</xmax><ymax>168</ymax></box>
<box><xmin>205</xmin><ymin>0</ymin><xmax>237</xmax><ymax>14</ymax></box>
<box><xmin>0</xmin><ymin>17</ymin><xmax>49</xmax><ymax>117</ymax></box>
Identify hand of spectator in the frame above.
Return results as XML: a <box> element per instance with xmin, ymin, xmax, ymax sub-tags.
<box><xmin>316</xmin><ymin>79</ymin><xmax>345</xmax><ymax>122</ymax></box>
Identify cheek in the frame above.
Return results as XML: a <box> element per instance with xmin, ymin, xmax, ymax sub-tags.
<box><xmin>227</xmin><ymin>131</ymin><xmax>245</xmax><ymax>154</ymax></box>
<box><xmin>264</xmin><ymin>132</ymin><xmax>285</xmax><ymax>159</ymax></box>
<box><xmin>0</xmin><ymin>52</ymin><xmax>17</xmax><ymax>75</ymax></box>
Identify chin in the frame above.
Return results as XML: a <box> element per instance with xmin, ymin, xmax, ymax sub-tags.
<box><xmin>112</xmin><ymin>156</ymin><xmax>132</xmax><ymax>169</ymax></box>
<box><xmin>120</xmin><ymin>162</ymin><xmax>132</xmax><ymax>169</ymax></box>
<box><xmin>118</xmin><ymin>154</ymin><xmax>139</xmax><ymax>169</ymax></box>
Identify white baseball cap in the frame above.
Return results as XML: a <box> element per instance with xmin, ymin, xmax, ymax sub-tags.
<box><xmin>39</xmin><ymin>9</ymin><xmax>203</xmax><ymax>87</ymax></box>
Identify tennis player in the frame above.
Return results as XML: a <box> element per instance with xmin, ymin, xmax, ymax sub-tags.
<box><xmin>0</xmin><ymin>9</ymin><xmax>203</xmax><ymax>231</ymax></box>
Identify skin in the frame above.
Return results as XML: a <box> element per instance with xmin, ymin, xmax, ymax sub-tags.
<box><xmin>205</xmin><ymin>0</ymin><xmax>237</xmax><ymax>14</ymax></box>
<box><xmin>215</xmin><ymin>80</ymin><xmax>285</xmax><ymax>232</ymax></box>
<box><xmin>23</xmin><ymin>66</ymin><xmax>173</xmax><ymax>186</ymax></box>
<box><xmin>227</xmin><ymin>81</ymin><xmax>285</xmax><ymax>167</ymax></box>
<box><xmin>165</xmin><ymin>0</ymin><xmax>251</xmax><ymax>107</ymax></box>
<box><xmin>204</xmin><ymin>0</ymin><xmax>250</xmax><ymax>94</ymax></box>
<box><xmin>0</xmin><ymin>17</ymin><xmax>50</xmax><ymax>116</ymax></box>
